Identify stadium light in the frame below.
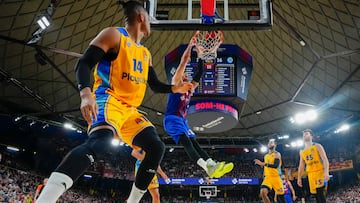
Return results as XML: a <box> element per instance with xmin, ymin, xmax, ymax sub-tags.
<box><xmin>244</xmin><ymin>148</ymin><xmax>249</xmax><ymax>153</ymax></box>
<box><xmin>63</xmin><ymin>123</ymin><xmax>76</xmax><ymax>131</ymax></box>
<box><xmin>260</xmin><ymin>146</ymin><xmax>267</xmax><ymax>153</ymax></box>
<box><xmin>278</xmin><ymin>135</ymin><xmax>289</xmax><ymax>140</ymax></box>
<box><xmin>253</xmin><ymin>148</ymin><xmax>258</xmax><ymax>153</ymax></box>
<box><xmin>334</xmin><ymin>124</ymin><xmax>350</xmax><ymax>133</ymax></box>
<box><xmin>119</xmin><ymin>141</ymin><xmax>125</xmax><ymax>146</ymax></box>
<box><xmin>169</xmin><ymin>148</ymin><xmax>174</xmax><ymax>153</ymax></box>
<box><xmin>285</xmin><ymin>144</ymin><xmax>290</xmax><ymax>148</ymax></box>
<box><xmin>84</xmin><ymin>174</ymin><xmax>92</xmax><ymax>179</ymax></box>
<box><xmin>290</xmin><ymin>110</ymin><xmax>318</xmax><ymax>124</ymax></box>
<box><xmin>37</xmin><ymin>15</ymin><xmax>51</xmax><ymax>30</ymax></box>
<box><xmin>111</xmin><ymin>139</ymin><xmax>120</xmax><ymax>146</ymax></box>
<box><xmin>7</xmin><ymin>146</ymin><xmax>20</xmax><ymax>152</ymax></box>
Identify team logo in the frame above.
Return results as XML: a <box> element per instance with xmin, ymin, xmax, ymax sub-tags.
<box><xmin>126</xmin><ymin>41</ymin><xmax>131</xmax><ymax>47</ymax></box>
<box><xmin>227</xmin><ymin>57</ymin><xmax>233</xmax><ymax>63</ymax></box>
<box><xmin>135</xmin><ymin>118</ymin><xmax>143</xmax><ymax>124</ymax></box>
<box><xmin>316</xmin><ymin>179</ymin><xmax>323</xmax><ymax>185</ymax></box>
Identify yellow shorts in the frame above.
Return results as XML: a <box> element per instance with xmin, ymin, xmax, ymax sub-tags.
<box><xmin>261</xmin><ymin>176</ymin><xmax>284</xmax><ymax>195</ymax></box>
<box><xmin>91</xmin><ymin>94</ymin><xmax>153</xmax><ymax>150</ymax></box>
<box><xmin>148</xmin><ymin>175</ymin><xmax>159</xmax><ymax>190</ymax></box>
<box><xmin>307</xmin><ymin>170</ymin><xmax>325</xmax><ymax>194</ymax></box>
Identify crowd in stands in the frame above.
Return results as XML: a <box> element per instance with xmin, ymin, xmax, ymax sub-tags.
<box><xmin>327</xmin><ymin>182</ymin><xmax>360</xmax><ymax>203</ymax></box>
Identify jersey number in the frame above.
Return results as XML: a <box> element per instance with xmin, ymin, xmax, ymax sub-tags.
<box><xmin>133</xmin><ymin>59</ymin><xmax>143</xmax><ymax>73</ymax></box>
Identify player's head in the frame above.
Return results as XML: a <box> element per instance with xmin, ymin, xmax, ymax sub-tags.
<box><xmin>302</xmin><ymin>129</ymin><xmax>313</xmax><ymax>142</ymax></box>
<box><xmin>182</xmin><ymin>72</ymin><xmax>189</xmax><ymax>82</ymax></box>
<box><xmin>281</xmin><ymin>174</ymin><xmax>286</xmax><ymax>180</ymax></box>
<box><xmin>268</xmin><ymin>139</ymin><xmax>276</xmax><ymax>150</ymax></box>
<box><xmin>119</xmin><ymin>1</ymin><xmax>150</xmax><ymax>36</ymax></box>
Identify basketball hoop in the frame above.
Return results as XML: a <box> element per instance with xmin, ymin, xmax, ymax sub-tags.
<box><xmin>193</xmin><ymin>30</ymin><xmax>224</xmax><ymax>60</ymax></box>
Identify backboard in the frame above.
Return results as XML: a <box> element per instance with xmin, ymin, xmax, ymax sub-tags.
<box><xmin>144</xmin><ymin>0</ymin><xmax>272</xmax><ymax>30</ymax></box>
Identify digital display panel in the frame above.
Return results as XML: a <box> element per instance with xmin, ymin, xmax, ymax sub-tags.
<box><xmin>185</xmin><ymin>56</ymin><xmax>236</xmax><ymax>96</ymax></box>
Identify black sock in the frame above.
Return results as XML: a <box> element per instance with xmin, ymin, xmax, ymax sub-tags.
<box><xmin>190</xmin><ymin>137</ymin><xmax>211</xmax><ymax>160</ymax></box>
<box><xmin>179</xmin><ymin>134</ymin><xmax>202</xmax><ymax>162</ymax></box>
<box><xmin>316</xmin><ymin>187</ymin><xmax>326</xmax><ymax>203</ymax></box>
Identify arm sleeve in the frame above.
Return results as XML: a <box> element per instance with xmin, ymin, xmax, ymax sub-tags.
<box><xmin>75</xmin><ymin>45</ymin><xmax>106</xmax><ymax>91</ymax></box>
<box><xmin>265</xmin><ymin>158</ymin><xmax>280</xmax><ymax>168</ymax></box>
<box><xmin>147</xmin><ymin>66</ymin><xmax>173</xmax><ymax>93</ymax></box>
<box><xmin>192</xmin><ymin>59</ymin><xmax>204</xmax><ymax>83</ymax></box>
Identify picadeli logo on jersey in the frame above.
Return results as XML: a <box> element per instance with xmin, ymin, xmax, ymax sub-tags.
<box><xmin>122</xmin><ymin>72</ymin><xmax>147</xmax><ymax>84</ymax></box>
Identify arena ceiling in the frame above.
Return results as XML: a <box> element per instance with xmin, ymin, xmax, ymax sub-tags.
<box><xmin>0</xmin><ymin>0</ymin><xmax>359</xmax><ymax>141</ymax></box>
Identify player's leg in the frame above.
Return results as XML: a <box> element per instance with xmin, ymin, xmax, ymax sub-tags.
<box><xmin>314</xmin><ymin>171</ymin><xmax>326</xmax><ymax>203</ymax></box>
<box><xmin>273</xmin><ymin>177</ymin><xmax>286</xmax><ymax>203</ymax></box>
<box><xmin>148</xmin><ymin>187</ymin><xmax>160</xmax><ymax>203</ymax></box>
<box><xmin>179</xmin><ymin>134</ymin><xmax>209</xmax><ymax>171</ymax></box>
<box><xmin>260</xmin><ymin>185</ymin><xmax>271</xmax><ymax>203</ymax></box>
<box><xmin>315</xmin><ymin>186</ymin><xmax>326</xmax><ymax>203</ymax></box>
<box><xmin>36</xmin><ymin>128</ymin><xmax>114</xmax><ymax>203</ymax></box>
<box><xmin>127</xmin><ymin>126</ymin><xmax>165</xmax><ymax>202</ymax></box>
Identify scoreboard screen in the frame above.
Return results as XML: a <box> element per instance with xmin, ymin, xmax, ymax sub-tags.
<box><xmin>165</xmin><ymin>44</ymin><xmax>253</xmax><ymax>100</ymax></box>
<box><xmin>185</xmin><ymin>56</ymin><xmax>236</xmax><ymax>96</ymax></box>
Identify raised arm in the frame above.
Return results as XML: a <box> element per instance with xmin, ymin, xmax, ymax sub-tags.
<box><xmin>171</xmin><ymin>38</ymin><xmax>196</xmax><ymax>86</ymax></box>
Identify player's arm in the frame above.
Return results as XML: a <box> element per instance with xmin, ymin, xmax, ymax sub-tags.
<box><xmin>171</xmin><ymin>38</ymin><xmax>196</xmax><ymax>86</ymax></box>
<box><xmin>274</xmin><ymin>193</ymin><xmax>277</xmax><ymax>203</ymax></box>
<box><xmin>191</xmin><ymin>59</ymin><xmax>203</xmax><ymax>89</ymax></box>
<box><xmin>147</xmin><ymin>66</ymin><xmax>193</xmax><ymax>94</ymax></box>
<box><xmin>316</xmin><ymin>143</ymin><xmax>330</xmax><ymax>180</ymax></box>
<box><xmin>131</xmin><ymin>149</ymin><xmax>145</xmax><ymax>161</ymax></box>
<box><xmin>288</xmin><ymin>180</ymin><xmax>297</xmax><ymax>200</ymax></box>
<box><xmin>75</xmin><ymin>27</ymin><xmax>120</xmax><ymax>124</ymax></box>
<box><xmin>265</xmin><ymin>152</ymin><xmax>281</xmax><ymax>168</ymax></box>
<box><xmin>297</xmin><ymin>151</ymin><xmax>305</xmax><ymax>187</ymax></box>
<box><xmin>253</xmin><ymin>159</ymin><xmax>265</xmax><ymax>166</ymax></box>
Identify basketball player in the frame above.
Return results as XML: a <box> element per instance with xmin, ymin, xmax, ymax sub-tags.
<box><xmin>297</xmin><ymin>129</ymin><xmax>330</xmax><ymax>203</ymax></box>
<box><xmin>34</xmin><ymin>178</ymin><xmax>48</xmax><ymax>201</ymax></box>
<box><xmin>132</xmin><ymin>149</ymin><xmax>170</xmax><ymax>203</ymax></box>
<box><xmin>36</xmin><ymin>2</ymin><xmax>193</xmax><ymax>203</ymax></box>
<box><xmin>275</xmin><ymin>174</ymin><xmax>296</xmax><ymax>203</ymax></box>
<box><xmin>163</xmin><ymin>41</ymin><xmax>233</xmax><ymax>178</ymax></box>
<box><xmin>254</xmin><ymin>139</ymin><xmax>286</xmax><ymax>203</ymax></box>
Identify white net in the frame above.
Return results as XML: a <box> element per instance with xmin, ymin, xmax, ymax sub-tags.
<box><xmin>194</xmin><ymin>30</ymin><xmax>224</xmax><ymax>60</ymax></box>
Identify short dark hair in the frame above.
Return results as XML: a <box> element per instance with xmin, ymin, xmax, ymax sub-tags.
<box><xmin>302</xmin><ymin>129</ymin><xmax>313</xmax><ymax>136</ymax></box>
<box><xmin>119</xmin><ymin>1</ymin><xmax>146</xmax><ymax>26</ymax></box>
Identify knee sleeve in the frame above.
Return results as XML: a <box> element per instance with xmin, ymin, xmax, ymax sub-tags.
<box><xmin>316</xmin><ymin>187</ymin><xmax>326</xmax><ymax>203</ymax></box>
<box><xmin>276</xmin><ymin>194</ymin><xmax>286</xmax><ymax>203</ymax></box>
<box><xmin>132</xmin><ymin>127</ymin><xmax>165</xmax><ymax>190</ymax></box>
<box><xmin>55</xmin><ymin>129</ymin><xmax>114</xmax><ymax>181</ymax></box>
<box><xmin>190</xmin><ymin>137</ymin><xmax>210</xmax><ymax>160</ymax></box>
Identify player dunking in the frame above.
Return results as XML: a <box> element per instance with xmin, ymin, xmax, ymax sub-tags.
<box><xmin>132</xmin><ymin>149</ymin><xmax>169</xmax><ymax>203</ymax></box>
<box><xmin>254</xmin><ymin>139</ymin><xmax>286</xmax><ymax>203</ymax></box>
<box><xmin>36</xmin><ymin>2</ymin><xmax>193</xmax><ymax>203</ymax></box>
<box><xmin>163</xmin><ymin>40</ymin><xmax>233</xmax><ymax>178</ymax></box>
<box><xmin>298</xmin><ymin>129</ymin><xmax>330</xmax><ymax>203</ymax></box>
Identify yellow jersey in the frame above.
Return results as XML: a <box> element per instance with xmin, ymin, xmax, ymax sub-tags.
<box><xmin>264</xmin><ymin>151</ymin><xmax>282</xmax><ymax>177</ymax></box>
<box><xmin>92</xmin><ymin>27</ymin><xmax>151</xmax><ymax>107</ymax></box>
<box><xmin>300</xmin><ymin>143</ymin><xmax>323</xmax><ymax>172</ymax></box>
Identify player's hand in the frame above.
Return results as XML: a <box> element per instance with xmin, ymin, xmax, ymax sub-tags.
<box><xmin>80</xmin><ymin>87</ymin><xmax>98</xmax><ymax>125</ymax></box>
<box><xmin>325</xmin><ymin>173</ymin><xmax>330</xmax><ymax>181</ymax></box>
<box><xmin>253</xmin><ymin>159</ymin><xmax>262</xmax><ymax>166</ymax></box>
<box><xmin>180</xmin><ymin>38</ymin><xmax>196</xmax><ymax>65</ymax></box>
<box><xmin>274</xmin><ymin>198</ymin><xmax>277</xmax><ymax>203</ymax></box>
<box><xmin>293</xmin><ymin>195</ymin><xmax>297</xmax><ymax>201</ymax></box>
<box><xmin>297</xmin><ymin>179</ymin><xmax>302</xmax><ymax>187</ymax></box>
<box><xmin>172</xmin><ymin>82</ymin><xmax>193</xmax><ymax>93</ymax></box>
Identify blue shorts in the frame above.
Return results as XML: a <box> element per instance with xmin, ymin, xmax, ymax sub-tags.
<box><xmin>284</xmin><ymin>194</ymin><xmax>293</xmax><ymax>203</ymax></box>
<box><xmin>164</xmin><ymin>115</ymin><xmax>195</xmax><ymax>144</ymax></box>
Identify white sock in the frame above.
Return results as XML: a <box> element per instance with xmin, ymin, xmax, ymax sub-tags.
<box><xmin>127</xmin><ymin>183</ymin><xmax>147</xmax><ymax>203</ymax></box>
<box><xmin>36</xmin><ymin>172</ymin><xmax>73</xmax><ymax>203</ymax></box>
<box><xmin>206</xmin><ymin>158</ymin><xmax>217</xmax><ymax>166</ymax></box>
<box><xmin>197</xmin><ymin>158</ymin><xmax>208</xmax><ymax>172</ymax></box>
